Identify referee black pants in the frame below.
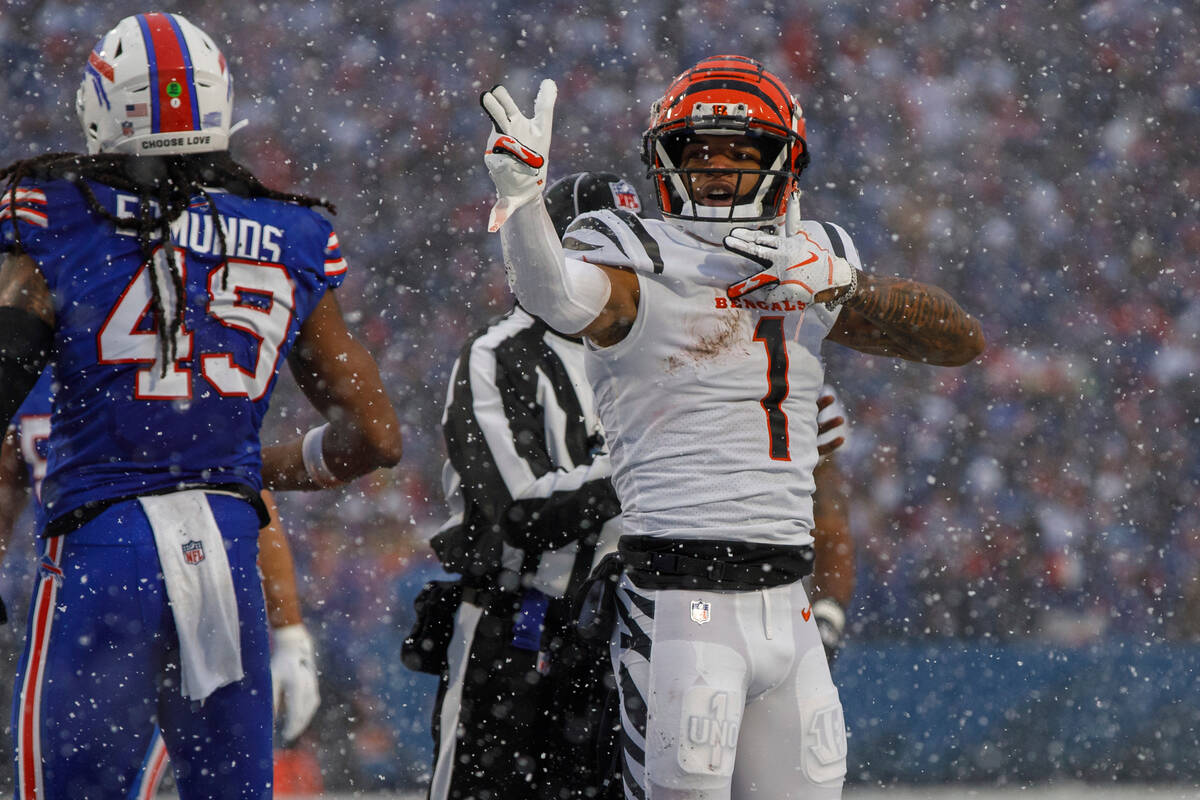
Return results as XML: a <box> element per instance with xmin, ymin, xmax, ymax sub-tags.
<box><xmin>428</xmin><ymin>592</ymin><xmax>556</xmax><ymax>800</ymax></box>
<box><xmin>427</xmin><ymin>591</ymin><xmax>618</xmax><ymax>800</ymax></box>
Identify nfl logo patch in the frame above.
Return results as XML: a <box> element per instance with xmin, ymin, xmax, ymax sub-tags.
<box><xmin>182</xmin><ymin>540</ymin><xmax>206</xmax><ymax>565</ymax></box>
<box><xmin>121</xmin><ymin>121</ymin><xmax>134</xmax><ymax>136</ymax></box>
<box><xmin>690</xmin><ymin>599</ymin><xmax>712</xmax><ymax>625</ymax></box>
<box><xmin>608</xmin><ymin>179</ymin><xmax>642</xmax><ymax>213</ymax></box>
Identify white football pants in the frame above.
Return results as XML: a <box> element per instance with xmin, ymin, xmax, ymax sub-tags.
<box><xmin>613</xmin><ymin>575</ymin><xmax>846</xmax><ymax>799</ymax></box>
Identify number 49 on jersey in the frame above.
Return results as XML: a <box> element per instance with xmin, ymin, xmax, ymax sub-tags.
<box><xmin>97</xmin><ymin>246</ymin><xmax>294</xmax><ymax>402</ymax></box>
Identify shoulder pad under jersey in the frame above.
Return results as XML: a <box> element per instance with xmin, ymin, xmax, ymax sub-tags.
<box><xmin>562</xmin><ymin>209</ymin><xmax>665</xmax><ymax>275</ymax></box>
<box><xmin>793</xmin><ymin>219</ymin><xmax>864</xmax><ymax>271</ymax></box>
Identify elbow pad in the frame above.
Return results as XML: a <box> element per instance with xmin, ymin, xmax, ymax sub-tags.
<box><xmin>500</xmin><ymin>199</ymin><xmax>611</xmax><ymax>335</ymax></box>
<box><xmin>0</xmin><ymin>307</ymin><xmax>52</xmax><ymax>430</ymax></box>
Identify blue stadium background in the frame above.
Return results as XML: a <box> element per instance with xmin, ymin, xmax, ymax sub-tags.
<box><xmin>2</xmin><ymin>0</ymin><xmax>1197</xmax><ymax>792</ymax></box>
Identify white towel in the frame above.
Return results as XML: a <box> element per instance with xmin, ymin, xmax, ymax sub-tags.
<box><xmin>141</xmin><ymin>490</ymin><xmax>244</xmax><ymax>702</ymax></box>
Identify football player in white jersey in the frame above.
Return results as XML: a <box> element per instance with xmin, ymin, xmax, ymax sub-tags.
<box><xmin>480</xmin><ymin>55</ymin><xmax>984</xmax><ymax>800</ymax></box>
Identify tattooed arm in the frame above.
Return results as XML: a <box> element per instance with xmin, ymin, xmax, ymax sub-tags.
<box><xmin>826</xmin><ymin>271</ymin><xmax>985</xmax><ymax>366</ymax></box>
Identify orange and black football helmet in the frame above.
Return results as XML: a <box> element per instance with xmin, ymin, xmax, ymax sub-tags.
<box><xmin>642</xmin><ymin>55</ymin><xmax>809</xmax><ymax>242</ymax></box>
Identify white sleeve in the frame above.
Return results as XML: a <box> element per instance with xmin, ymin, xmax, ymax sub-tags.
<box><xmin>499</xmin><ymin>199</ymin><xmax>611</xmax><ymax>335</ymax></box>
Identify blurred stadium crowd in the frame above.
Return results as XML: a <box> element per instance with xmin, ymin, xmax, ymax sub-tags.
<box><xmin>2</xmin><ymin>0</ymin><xmax>1197</xmax><ymax>790</ymax></box>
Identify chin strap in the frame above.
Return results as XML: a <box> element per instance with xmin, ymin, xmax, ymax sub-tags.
<box><xmin>784</xmin><ymin>190</ymin><xmax>802</xmax><ymax>236</ymax></box>
<box><xmin>673</xmin><ymin>191</ymin><xmax>796</xmax><ymax>245</ymax></box>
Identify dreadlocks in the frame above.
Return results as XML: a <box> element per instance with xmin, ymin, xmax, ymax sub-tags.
<box><xmin>1</xmin><ymin>151</ymin><xmax>337</xmax><ymax>375</ymax></box>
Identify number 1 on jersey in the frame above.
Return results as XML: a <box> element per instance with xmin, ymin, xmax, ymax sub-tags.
<box><xmin>753</xmin><ymin>316</ymin><xmax>790</xmax><ymax>461</ymax></box>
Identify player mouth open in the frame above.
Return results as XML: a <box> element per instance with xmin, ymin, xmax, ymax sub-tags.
<box><xmin>690</xmin><ymin>174</ymin><xmax>748</xmax><ymax>207</ymax></box>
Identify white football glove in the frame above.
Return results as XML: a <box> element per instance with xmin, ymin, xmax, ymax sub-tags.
<box><xmin>724</xmin><ymin>228</ymin><xmax>858</xmax><ymax>309</ymax></box>
<box><xmin>812</xmin><ymin>598</ymin><xmax>847</xmax><ymax>663</ymax></box>
<box><xmin>480</xmin><ymin>80</ymin><xmax>557</xmax><ymax>232</ymax></box>
<box><xmin>271</xmin><ymin>624</ymin><xmax>320</xmax><ymax>744</ymax></box>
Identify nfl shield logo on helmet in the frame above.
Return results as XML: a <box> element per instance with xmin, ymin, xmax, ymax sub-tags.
<box><xmin>690</xmin><ymin>599</ymin><xmax>712</xmax><ymax>625</ymax></box>
<box><xmin>182</xmin><ymin>540</ymin><xmax>205</xmax><ymax>565</ymax></box>
<box><xmin>609</xmin><ymin>179</ymin><xmax>642</xmax><ymax>213</ymax></box>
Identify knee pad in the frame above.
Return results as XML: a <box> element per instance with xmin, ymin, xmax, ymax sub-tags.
<box><xmin>797</xmin><ymin>688</ymin><xmax>846</xmax><ymax>785</ymax></box>
<box><xmin>636</xmin><ymin>639</ymin><xmax>748</xmax><ymax>791</ymax></box>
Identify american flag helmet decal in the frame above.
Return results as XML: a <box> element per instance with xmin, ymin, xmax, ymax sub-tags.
<box><xmin>76</xmin><ymin>13</ymin><xmax>238</xmax><ymax>156</ymax></box>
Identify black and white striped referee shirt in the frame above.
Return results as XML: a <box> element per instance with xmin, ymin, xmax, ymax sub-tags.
<box><xmin>433</xmin><ymin>304</ymin><xmax>621</xmax><ymax>599</ymax></box>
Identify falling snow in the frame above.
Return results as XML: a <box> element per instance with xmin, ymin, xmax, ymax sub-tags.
<box><xmin>1</xmin><ymin>0</ymin><xmax>1198</xmax><ymax>794</ymax></box>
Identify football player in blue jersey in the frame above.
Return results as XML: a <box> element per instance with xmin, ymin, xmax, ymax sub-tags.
<box><xmin>0</xmin><ymin>12</ymin><xmax>400</xmax><ymax>799</ymax></box>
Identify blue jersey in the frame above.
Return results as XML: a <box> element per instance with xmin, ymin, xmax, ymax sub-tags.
<box><xmin>1</xmin><ymin>177</ymin><xmax>347</xmax><ymax>532</ymax></box>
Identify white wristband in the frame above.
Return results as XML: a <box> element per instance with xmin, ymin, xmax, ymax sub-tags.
<box><xmin>301</xmin><ymin>424</ymin><xmax>341</xmax><ymax>488</ymax></box>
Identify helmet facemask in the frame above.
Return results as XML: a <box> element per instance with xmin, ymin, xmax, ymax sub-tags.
<box><xmin>651</xmin><ymin>127</ymin><xmax>795</xmax><ymax>243</ymax></box>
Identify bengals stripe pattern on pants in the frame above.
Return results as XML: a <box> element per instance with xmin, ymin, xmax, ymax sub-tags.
<box><xmin>615</xmin><ymin>584</ymin><xmax>655</xmax><ymax>800</ymax></box>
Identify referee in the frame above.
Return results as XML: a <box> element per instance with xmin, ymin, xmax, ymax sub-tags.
<box><xmin>427</xmin><ymin>173</ymin><xmax>642</xmax><ymax>800</ymax></box>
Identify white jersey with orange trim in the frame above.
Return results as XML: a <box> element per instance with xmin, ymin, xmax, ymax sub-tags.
<box><xmin>564</xmin><ymin>210</ymin><xmax>863</xmax><ymax>547</ymax></box>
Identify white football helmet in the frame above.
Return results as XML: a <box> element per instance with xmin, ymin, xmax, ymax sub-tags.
<box><xmin>76</xmin><ymin>13</ymin><xmax>237</xmax><ymax>156</ymax></box>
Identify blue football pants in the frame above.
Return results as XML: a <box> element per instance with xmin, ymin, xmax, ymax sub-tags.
<box><xmin>10</xmin><ymin>494</ymin><xmax>272</xmax><ymax>800</ymax></box>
